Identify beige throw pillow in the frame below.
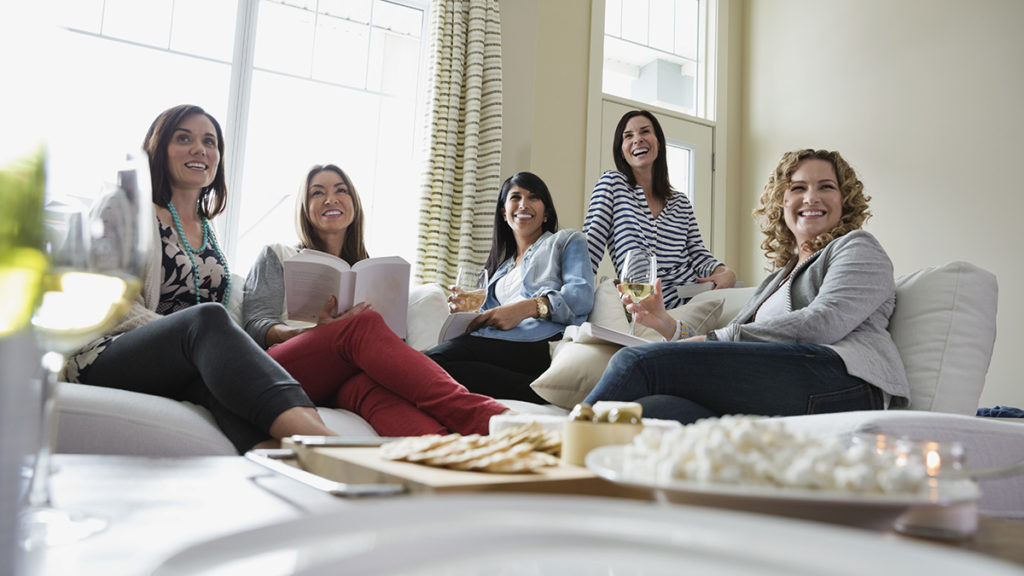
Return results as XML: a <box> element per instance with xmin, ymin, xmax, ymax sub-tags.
<box><xmin>530</xmin><ymin>297</ymin><xmax>724</xmax><ymax>409</ymax></box>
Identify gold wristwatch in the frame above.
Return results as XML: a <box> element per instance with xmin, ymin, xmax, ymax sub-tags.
<box><xmin>533</xmin><ymin>297</ymin><xmax>549</xmax><ymax>319</ymax></box>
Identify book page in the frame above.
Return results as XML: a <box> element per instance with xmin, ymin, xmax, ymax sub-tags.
<box><xmin>350</xmin><ymin>256</ymin><xmax>411</xmax><ymax>338</ymax></box>
<box><xmin>438</xmin><ymin>312</ymin><xmax>480</xmax><ymax>344</ymax></box>
<box><xmin>284</xmin><ymin>261</ymin><xmax>344</xmax><ymax>323</ymax></box>
<box><xmin>288</xmin><ymin>248</ymin><xmax>352</xmax><ymax>271</ymax></box>
<box><xmin>568</xmin><ymin>322</ymin><xmax>654</xmax><ymax>347</ymax></box>
<box><xmin>674</xmin><ymin>281</ymin><xmax>714</xmax><ymax>300</ymax></box>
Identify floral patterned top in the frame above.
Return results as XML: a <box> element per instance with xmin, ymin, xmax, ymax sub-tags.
<box><xmin>64</xmin><ymin>220</ymin><xmax>229</xmax><ymax>382</ymax></box>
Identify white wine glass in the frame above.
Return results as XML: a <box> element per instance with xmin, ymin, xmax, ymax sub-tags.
<box><xmin>20</xmin><ymin>150</ymin><xmax>153</xmax><ymax>550</ymax></box>
<box><xmin>452</xmin><ymin>266</ymin><xmax>488</xmax><ymax>313</ymax></box>
<box><xmin>620</xmin><ymin>249</ymin><xmax>657</xmax><ymax>336</ymax></box>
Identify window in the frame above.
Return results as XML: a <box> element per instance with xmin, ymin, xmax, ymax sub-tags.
<box><xmin>602</xmin><ymin>0</ymin><xmax>713</xmax><ymax>120</ymax></box>
<box><xmin>49</xmin><ymin>0</ymin><xmax>429</xmax><ymax>273</ymax></box>
<box><xmin>588</xmin><ymin>0</ymin><xmax>719</xmax><ymax>279</ymax></box>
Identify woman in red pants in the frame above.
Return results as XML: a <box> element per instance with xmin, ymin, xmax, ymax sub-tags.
<box><xmin>242</xmin><ymin>164</ymin><xmax>508</xmax><ymax>436</ymax></box>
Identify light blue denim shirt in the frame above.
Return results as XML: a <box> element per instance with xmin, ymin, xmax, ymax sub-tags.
<box><xmin>471</xmin><ymin>229</ymin><xmax>595</xmax><ymax>342</ymax></box>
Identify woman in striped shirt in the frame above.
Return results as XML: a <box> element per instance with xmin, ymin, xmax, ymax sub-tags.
<box><xmin>584</xmin><ymin>149</ymin><xmax>901</xmax><ymax>424</ymax></box>
<box><xmin>584</xmin><ymin>109</ymin><xmax>735</xmax><ymax>309</ymax></box>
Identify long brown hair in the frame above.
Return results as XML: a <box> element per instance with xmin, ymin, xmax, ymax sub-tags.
<box><xmin>142</xmin><ymin>104</ymin><xmax>227</xmax><ymax>218</ymax></box>
<box><xmin>295</xmin><ymin>164</ymin><xmax>369</xmax><ymax>264</ymax></box>
<box><xmin>484</xmin><ymin>172</ymin><xmax>559</xmax><ymax>277</ymax></box>
<box><xmin>753</xmin><ymin>149</ymin><xmax>872</xmax><ymax>269</ymax></box>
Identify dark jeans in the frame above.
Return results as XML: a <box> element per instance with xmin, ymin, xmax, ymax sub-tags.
<box><xmin>583</xmin><ymin>341</ymin><xmax>884</xmax><ymax>424</ymax></box>
<box><xmin>425</xmin><ymin>334</ymin><xmax>551</xmax><ymax>404</ymax></box>
<box><xmin>81</xmin><ymin>303</ymin><xmax>314</xmax><ymax>452</ymax></box>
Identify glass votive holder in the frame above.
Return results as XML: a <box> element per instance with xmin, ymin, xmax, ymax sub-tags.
<box><xmin>892</xmin><ymin>438</ymin><xmax>966</xmax><ymax>477</ymax></box>
<box><xmin>890</xmin><ymin>438</ymin><xmax>976</xmax><ymax>540</ymax></box>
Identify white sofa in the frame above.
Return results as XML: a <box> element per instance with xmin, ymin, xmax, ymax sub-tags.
<box><xmin>52</xmin><ymin>261</ymin><xmax>1024</xmax><ymax>519</ymax></box>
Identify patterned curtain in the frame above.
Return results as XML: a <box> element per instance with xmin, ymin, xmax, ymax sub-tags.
<box><xmin>415</xmin><ymin>0</ymin><xmax>503</xmax><ymax>285</ymax></box>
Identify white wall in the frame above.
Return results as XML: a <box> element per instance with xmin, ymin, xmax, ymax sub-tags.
<box><xmin>740</xmin><ymin>0</ymin><xmax>1024</xmax><ymax>410</ymax></box>
<box><xmin>500</xmin><ymin>0</ymin><xmax>593</xmax><ymax>231</ymax></box>
<box><xmin>503</xmin><ymin>0</ymin><xmax>1024</xmax><ymax>410</ymax></box>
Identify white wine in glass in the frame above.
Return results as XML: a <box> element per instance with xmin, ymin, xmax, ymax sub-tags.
<box><xmin>620</xmin><ymin>249</ymin><xmax>657</xmax><ymax>336</ymax></box>
<box><xmin>0</xmin><ymin>148</ymin><xmax>47</xmax><ymax>338</ymax></box>
<box><xmin>20</xmin><ymin>151</ymin><xmax>153</xmax><ymax>550</ymax></box>
<box><xmin>452</xmin><ymin>267</ymin><xmax>488</xmax><ymax>313</ymax></box>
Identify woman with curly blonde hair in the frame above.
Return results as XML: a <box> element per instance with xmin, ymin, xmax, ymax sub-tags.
<box><xmin>755</xmin><ymin>148</ymin><xmax>872</xmax><ymax>269</ymax></box>
<box><xmin>584</xmin><ymin>149</ymin><xmax>908</xmax><ymax>424</ymax></box>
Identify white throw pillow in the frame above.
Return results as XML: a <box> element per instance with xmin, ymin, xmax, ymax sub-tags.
<box><xmin>405</xmin><ymin>283</ymin><xmax>450</xmax><ymax>351</ymax></box>
<box><xmin>530</xmin><ymin>298</ymin><xmax>724</xmax><ymax>409</ymax></box>
<box><xmin>889</xmin><ymin>261</ymin><xmax>998</xmax><ymax>414</ymax></box>
<box><xmin>586</xmin><ymin>277</ymin><xmax>630</xmax><ymax>331</ymax></box>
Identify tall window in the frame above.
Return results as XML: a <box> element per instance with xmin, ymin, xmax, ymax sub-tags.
<box><xmin>603</xmin><ymin>0</ymin><xmax>713</xmax><ymax>120</ymax></box>
<box><xmin>589</xmin><ymin>0</ymin><xmax>718</xmax><ymax>278</ymax></box>
<box><xmin>50</xmin><ymin>0</ymin><xmax>429</xmax><ymax>273</ymax></box>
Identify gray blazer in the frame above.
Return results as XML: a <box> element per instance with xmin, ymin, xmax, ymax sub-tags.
<box><xmin>718</xmin><ymin>230</ymin><xmax>909</xmax><ymax>407</ymax></box>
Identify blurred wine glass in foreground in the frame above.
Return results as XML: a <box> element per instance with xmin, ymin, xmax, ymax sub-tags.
<box><xmin>20</xmin><ymin>150</ymin><xmax>153</xmax><ymax>549</ymax></box>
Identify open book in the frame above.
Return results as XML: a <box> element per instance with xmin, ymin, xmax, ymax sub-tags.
<box><xmin>673</xmin><ymin>281</ymin><xmax>714</xmax><ymax>301</ymax></box>
<box><xmin>283</xmin><ymin>250</ymin><xmax>410</xmax><ymax>338</ymax></box>
<box><xmin>437</xmin><ymin>312</ymin><xmax>480</xmax><ymax>345</ymax></box>
<box><xmin>562</xmin><ymin>322</ymin><xmax>655</xmax><ymax>347</ymax></box>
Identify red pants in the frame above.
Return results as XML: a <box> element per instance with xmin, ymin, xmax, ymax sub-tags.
<box><xmin>268</xmin><ymin>310</ymin><xmax>507</xmax><ymax>436</ymax></box>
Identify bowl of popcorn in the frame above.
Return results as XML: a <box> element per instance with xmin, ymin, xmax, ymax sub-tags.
<box><xmin>585</xmin><ymin>415</ymin><xmax>980</xmax><ymax>531</ymax></box>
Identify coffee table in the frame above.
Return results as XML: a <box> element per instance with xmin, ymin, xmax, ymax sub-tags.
<box><xmin>14</xmin><ymin>454</ymin><xmax>1024</xmax><ymax>575</ymax></box>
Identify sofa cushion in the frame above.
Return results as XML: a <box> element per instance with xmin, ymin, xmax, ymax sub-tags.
<box><xmin>406</xmin><ymin>283</ymin><xmax>450</xmax><ymax>351</ymax></box>
<box><xmin>889</xmin><ymin>261</ymin><xmax>998</xmax><ymax>414</ymax></box>
<box><xmin>56</xmin><ymin>382</ymin><xmax>238</xmax><ymax>456</ymax></box>
<box><xmin>585</xmin><ymin>277</ymin><xmax>630</xmax><ymax>330</ymax></box>
<box><xmin>529</xmin><ymin>296</ymin><xmax>723</xmax><ymax>410</ymax></box>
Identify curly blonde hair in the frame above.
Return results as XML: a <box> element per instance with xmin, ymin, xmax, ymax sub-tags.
<box><xmin>753</xmin><ymin>149</ymin><xmax>872</xmax><ymax>270</ymax></box>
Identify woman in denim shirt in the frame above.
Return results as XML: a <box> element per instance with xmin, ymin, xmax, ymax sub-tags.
<box><xmin>426</xmin><ymin>172</ymin><xmax>595</xmax><ymax>403</ymax></box>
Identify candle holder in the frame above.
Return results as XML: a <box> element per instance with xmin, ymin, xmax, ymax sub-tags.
<box><xmin>890</xmin><ymin>438</ymin><xmax>976</xmax><ymax>540</ymax></box>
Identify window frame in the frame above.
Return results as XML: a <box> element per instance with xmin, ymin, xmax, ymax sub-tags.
<box><xmin>584</xmin><ymin>0</ymin><xmax>731</xmax><ymax>259</ymax></box>
<box><xmin>222</xmin><ymin>0</ymin><xmax>430</xmax><ymax>266</ymax></box>
<box><xmin>53</xmin><ymin>0</ymin><xmax>430</xmax><ymax>269</ymax></box>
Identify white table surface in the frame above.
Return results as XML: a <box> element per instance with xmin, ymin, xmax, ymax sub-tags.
<box><xmin>15</xmin><ymin>454</ymin><xmax>1024</xmax><ymax>575</ymax></box>
<box><xmin>17</xmin><ymin>455</ymin><xmax>353</xmax><ymax>576</ymax></box>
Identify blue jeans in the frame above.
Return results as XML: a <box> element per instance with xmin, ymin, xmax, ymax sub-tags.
<box><xmin>583</xmin><ymin>341</ymin><xmax>883</xmax><ymax>424</ymax></box>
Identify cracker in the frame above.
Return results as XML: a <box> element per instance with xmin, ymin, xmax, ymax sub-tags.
<box><xmin>378</xmin><ymin>421</ymin><xmax>563</xmax><ymax>473</ymax></box>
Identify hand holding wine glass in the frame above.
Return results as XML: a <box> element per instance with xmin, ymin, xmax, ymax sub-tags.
<box><xmin>620</xmin><ymin>249</ymin><xmax>657</xmax><ymax>336</ymax></box>
<box><xmin>21</xmin><ymin>150</ymin><xmax>153</xmax><ymax>549</ymax></box>
<box><xmin>449</xmin><ymin>266</ymin><xmax>488</xmax><ymax>313</ymax></box>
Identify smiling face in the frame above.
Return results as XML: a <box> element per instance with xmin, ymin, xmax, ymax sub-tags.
<box><xmin>783</xmin><ymin>158</ymin><xmax>843</xmax><ymax>257</ymax></box>
<box><xmin>166</xmin><ymin>113</ymin><xmax>220</xmax><ymax>194</ymax></box>
<box><xmin>503</xmin><ymin>184</ymin><xmax>547</xmax><ymax>245</ymax></box>
<box><xmin>619</xmin><ymin>115</ymin><xmax>660</xmax><ymax>175</ymax></box>
<box><xmin>306</xmin><ymin>169</ymin><xmax>355</xmax><ymax>238</ymax></box>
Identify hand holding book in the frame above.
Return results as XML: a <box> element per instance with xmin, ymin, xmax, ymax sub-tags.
<box><xmin>283</xmin><ymin>250</ymin><xmax>409</xmax><ymax>338</ymax></box>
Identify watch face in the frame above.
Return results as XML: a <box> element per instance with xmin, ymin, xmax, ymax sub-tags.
<box><xmin>535</xmin><ymin>298</ymin><xmax>548</xmax><ymax>317</ymax></box>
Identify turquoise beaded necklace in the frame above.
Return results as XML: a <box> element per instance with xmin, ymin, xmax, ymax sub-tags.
<box><xmin>167</xmin><ymin>200</ymin><xmax>230</xmax><ymax>306</ymax></box>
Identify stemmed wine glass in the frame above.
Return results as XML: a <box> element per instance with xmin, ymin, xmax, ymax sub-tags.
<box><xmin>20</xmin><ymin>151</ymin><xmax>153</xmax><ymax>549</ymax></box>
<box><xmin>451</xmin><ymin>266</ymin><xmax>488</xmax><ymax>313</ymax></box>
<box><xmin>620</xmin><ymin>249</ymin><xmax>657</xmax><ymax>336</ymax></box>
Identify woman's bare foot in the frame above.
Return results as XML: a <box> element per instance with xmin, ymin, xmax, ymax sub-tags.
<box><xmin>268</xmin><ymin>406</ymin><xmax>336</xmax><ymax>440</ymax></box>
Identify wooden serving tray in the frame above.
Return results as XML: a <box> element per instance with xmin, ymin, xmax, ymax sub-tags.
<box><xmin>278</xmin><ymin>438</ymin><xmax>650</xmax><ymax>499</ymax></box>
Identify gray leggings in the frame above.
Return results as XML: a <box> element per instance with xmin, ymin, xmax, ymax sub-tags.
<box><xmin>81</xmin><ymin>303</ymin><xmax>315</xmax><ymax>452</ymax></box>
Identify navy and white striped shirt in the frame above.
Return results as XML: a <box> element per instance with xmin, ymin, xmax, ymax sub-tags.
<box><xmin>583</xmin><ymin>170</ymin><xmax>722</xmax><ymax>309</ymax></box>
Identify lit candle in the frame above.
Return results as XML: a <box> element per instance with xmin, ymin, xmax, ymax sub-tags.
<box><xmin>924</xmin><ymin>442</ymin><xmax>943</xmax><ymax>476</ymax></box>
